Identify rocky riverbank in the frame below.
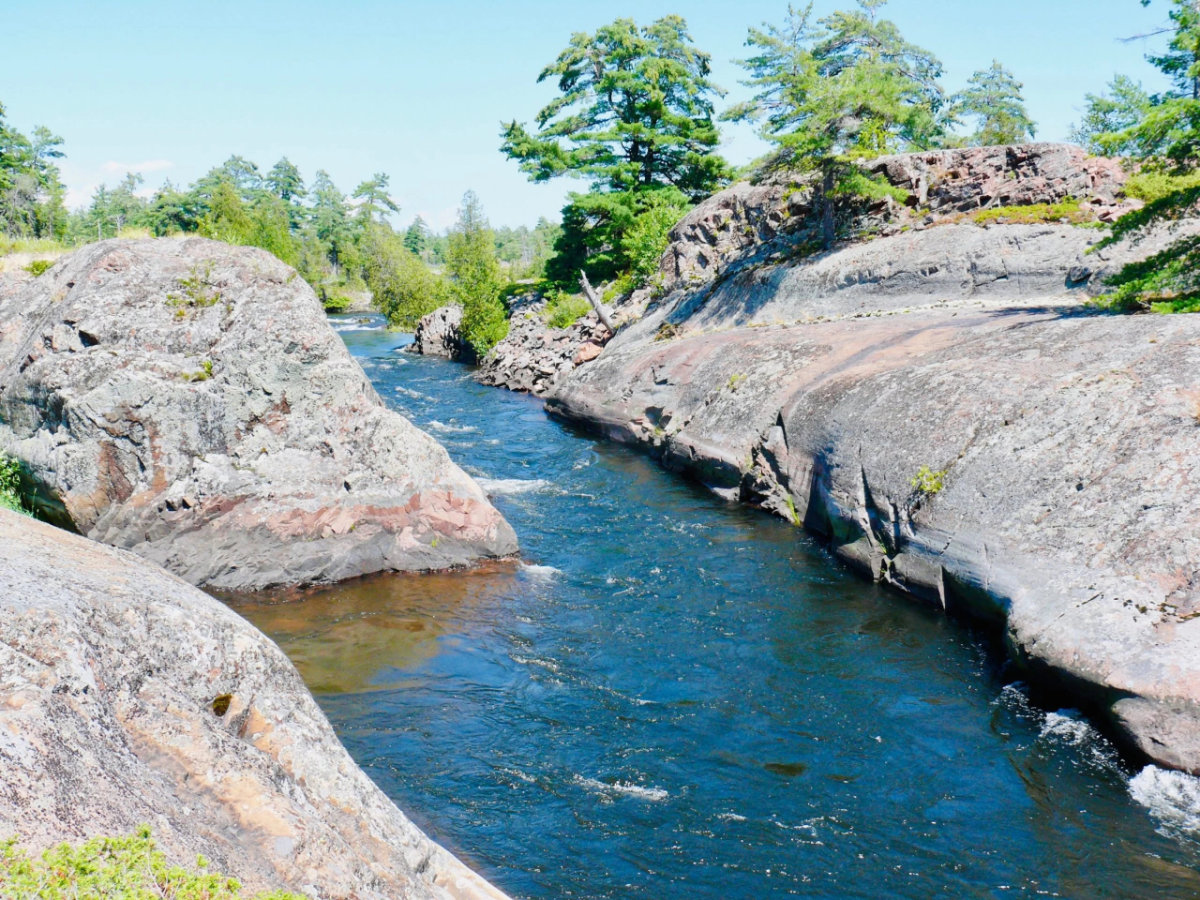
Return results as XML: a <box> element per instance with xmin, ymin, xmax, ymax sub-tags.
<box><xmin>0</xmin><ymin>238</ymin><xmax>517</xmax><ymax>590</ymax></box>
<box><xmin>534</xmin><ymin>144</ymin><xmax>1200</xmax><ymax>772</ymax></box>
<box><xmin>0</xmin><ymin>508</ymin><xmax>509</xmax><ymax>899</ymax></box>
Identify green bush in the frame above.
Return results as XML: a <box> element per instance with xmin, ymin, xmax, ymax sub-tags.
<box><xmin>0</xmin><ymin>825</ymin><xmax>306</xmax><ymax>899</ymax></box>
<box><xmin>1124</xmin><ymin>169</ymin><xmax>1200</xmax><ymax>204</ymax></box>
<box><xmin>23</xmin><ymin>259</ymin><xmax>54</xmax><ymax>277</ymax></box>
<box><xmin>322</xmin><ymin>293</ymin><xmax>353</xmax><ymax>312</ymax></box>
<box><xmin>910</xmin><ymin>465</ymin><xmax>947</xmax><ymax>496</ymax></box>
<box><xmin>542</xmin><ymin>291</ymin><xmax>591</xmax><ymax>329</ymax></box>
<box><xmin>972</xmin><ymin>198</ymin><xmax>1090</xmax><ymax>226</ymax></box>
<box><xmin>0</xmin><ymin>454</ymin><xmax>27</xmax><ymax>515</ymax></box>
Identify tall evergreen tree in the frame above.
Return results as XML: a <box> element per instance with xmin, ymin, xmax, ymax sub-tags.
<box><xmin>352</xmin><ymin>172</ymin><xmax>399</xmax><ymax>224</ymax></box>
<box><xmin>1070</xmin><ymin>75</ymin><xmax>1154</xmax><ymax>155</ymax></box>
<box><xmin>501</xmin><ymin>15</ymin><xmax>731</xmax><ymax>199</ymax></box>
<box><xmin>446</xmin><ymin>190</ymin><xmax>507</xmax><ymax>356</ymax></box>
<box><xmin>728</xmin><ymin>0</ymin><xmax>947</xmax><ymax>246</ymax></box>
<box><xmin>952</xmin><ymin>61</ymin><xmax>1037</xmax><ymax>146</ymax></box>
<box><xmin>1095</xmin><ymin>0</ymin><xmax>1200</xmax><ymax>311</ymax></box>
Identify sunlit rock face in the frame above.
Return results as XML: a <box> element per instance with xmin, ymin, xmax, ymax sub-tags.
<box><xmin>0</xmin><ymin>237</ymin><xmax>517</xmax><ymax>590</ymax></box>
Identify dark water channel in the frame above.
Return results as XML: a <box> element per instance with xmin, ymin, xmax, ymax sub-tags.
<box><xmin>229</xmin><ymin>314</ymin><xmax>1200</xmax><ymax>899</ymax></box>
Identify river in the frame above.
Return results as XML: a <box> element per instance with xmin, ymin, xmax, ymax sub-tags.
<box><xmin>227</xmin><ymin>314</ymin><xmax>1200</xmax><ymax>899</ymax></box>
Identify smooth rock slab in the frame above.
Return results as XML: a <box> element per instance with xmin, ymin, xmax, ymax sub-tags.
<box><xmin>0</xmin><ymin>239</ymin><xmax>517</xmax><ymax>590</ymax></box>
<box><xmin>0</xmin><ymin>509</ymin><xmax>510</xmax><ymax>900</ymax></box>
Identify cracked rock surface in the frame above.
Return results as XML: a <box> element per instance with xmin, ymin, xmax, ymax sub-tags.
<box><xmin>546</xmin><ymin>144</ymin><xmax>1200</xmax><ymax>772</ymax></box>
<box><xmin>0</xmin><ymin>238</ymin><xmax>517</xmax><ymax>590</ymax></box>
<box><xmin>0</xmin><ymin>509</ymin><xmax>509</xmax><ymax>900</ymax></box>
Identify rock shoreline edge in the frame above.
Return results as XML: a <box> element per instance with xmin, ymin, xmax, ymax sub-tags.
<box><xmin>0</xmin><ymin>509</ymin><xmax>511</xmax><ymax>900</ymax></box>
<box><xmin>536</xmin><ymin>145</ymin><xmax>1200</xmax><ymax>775</ymax></box>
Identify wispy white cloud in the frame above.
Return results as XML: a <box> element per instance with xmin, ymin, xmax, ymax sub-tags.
<box><xmin>100</xmin><ymin>159</ymin><xmax>174</xmax><ymax>175</ymax></box>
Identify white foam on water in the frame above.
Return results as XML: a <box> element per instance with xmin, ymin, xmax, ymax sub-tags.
<box><xmin>574</xmin><ymin>775</ymin><xmax>669</xmax><ymax>802</ymax></box>
<box><xmin>512</xmin><ymin>655</ymin><xmax>562</xmax><ymax>675</ymax></box>
<box><xmin>393</xmin><ymin>386</ymin><xmax>430</xmax><ymax>400</ymax></box>
<box><xmin>427</xmin><ymin>420</ymin><xmax>478</xmax><ymax>434</ymax></box>
<box><xmin>477</xmin><ymin>477</ymin><xmax>553</xmax><ymax>496</ymax></box>
<box><xmin>330</xmin><ymin>320</ymin><xmax>385</xmax><ymax>332</ymax></box>
<box><xmin>717</xmin><ymin>812</ymin><xmax>747</xmax><ymax>823</ymax></box>
<box><xmin>1039</xmin><ymin>710</ymin><xmax>1093</xmax><ymax>746</ymax></box>
<box><xmin>520</xmin><ymin>563</ymin><xmax>562</xmax><ymax>578</ymax></box>
<box><xmin>1130</xmin><ymin>765</ymin><xmax>1200</xmax><ymax>836</ymax></box>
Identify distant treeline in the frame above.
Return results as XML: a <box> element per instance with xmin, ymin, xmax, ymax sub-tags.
<box><xmin>3</xmin><ymin>0</ymin><xmax>1197</xmax><ymax>352</ymax></box>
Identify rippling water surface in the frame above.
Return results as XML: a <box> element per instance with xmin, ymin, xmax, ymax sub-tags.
<box><xmin>229</xmin><ymin>314</ymin><xmax>1200</xmax><ymax>899</ymax></box>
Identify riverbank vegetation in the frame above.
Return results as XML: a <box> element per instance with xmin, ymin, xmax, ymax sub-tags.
<box><xmin>2</xmin><ymin>0</ymin><xmax>1196</xmax><ymax>342</ymax></box>
<box><xmin>0</xmin><ymin>826</ymin><xmax>305</xmax><ymax>899</ymax></box>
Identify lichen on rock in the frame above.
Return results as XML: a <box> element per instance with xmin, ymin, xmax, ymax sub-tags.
<box><xmin>0</xmin><ymin>237</ymin><xmax>517</xmax><ymax>590</ymax></box>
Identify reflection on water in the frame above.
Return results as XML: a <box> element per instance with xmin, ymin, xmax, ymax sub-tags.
<box><xmin>229</xmin><ymin>315</ymin><xmax>1200</xmax><ymax>900</ymax></box>
<box><xmin>226</xmin><ymin>564</ymin><xmax>522</xmax><ymax>694</ymax></box>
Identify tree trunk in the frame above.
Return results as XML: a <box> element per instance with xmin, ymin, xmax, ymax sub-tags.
<box><xmin>579</xmin><ymin>271</ymin><xmax>616</xmax><ymax>332</ymax></box>
<box><xmin>821</xmin><ymin>164</ymin><xmax>836</xmax><ymax>250</ymax></box>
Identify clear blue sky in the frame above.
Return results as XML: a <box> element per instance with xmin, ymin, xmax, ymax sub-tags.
<box><xmin>0</xmin><ymin>0</ymin><xmax>1178</xmax><ymax>230</ymax></box>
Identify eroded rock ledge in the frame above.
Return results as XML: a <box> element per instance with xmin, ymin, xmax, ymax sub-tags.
<box><xmin>0</xmin><ymin>238</ymin><xmax>517</xmax><ymax>590</ymax></box>
<box><xmin>543</xmin><ymin>144</ymin><xmax>1200</xmax><ymax>772</ymax></box>
<box><xmin>0</xmin><ymin>509</ymin><xmax>509</xmax><ymax>900</ymax></box>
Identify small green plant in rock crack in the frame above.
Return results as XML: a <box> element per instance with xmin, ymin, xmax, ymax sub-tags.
<box><xmin>182</xmin><ymin>359</ymin><xmax>215</xmax><ymax>382</ymax></box>
<box><xmin>166</xmin><ymin>260</ymin><xmax>222</xmax><ymax>315</ymax></box>
<box><xmin>910</xmin><ymin>465</ymin><xmax>947</xmax><ymax>497</ymax></box>
<box><xmin>726</xmin><ymin>373</ymin><xmax>748</xmax><ymax>391</ymax></box>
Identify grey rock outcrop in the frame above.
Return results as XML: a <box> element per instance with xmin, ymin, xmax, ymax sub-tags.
<box><xmin>475</xmin><ymin>294</ymin><xmax>611</xmax><ymax>397</ymax></box>
<box><xmin>0</xmin><ymin>509</ymin><xmax>509</xmax><ymax>899</ymax></box>
<box><xmin>660</xmin><ymin>143</ymin><xmax>1134</xmax><ymax>289</ymax></box>
<box><xmin>545</xmin><ymin>145</ymin><xmax>1200</xmax><ymax>772</ymax></box>
<box><xmin>0</xmin><ymin>238</ymin><xmax>517</xmax><ymax>591</ymax></box>
<box><xmin>410</xmin><ymin>304</ymin><xmax>471</xmax><ymax>361</ymax></box>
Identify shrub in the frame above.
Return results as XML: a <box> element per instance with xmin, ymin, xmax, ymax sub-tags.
<box><xmin>0</xmin><ymin>826</ymin><xmax>306</xmax><ymax>899</ymax></box>
<box><xmin>23</xmin><ymin>259</ymin><xmax>54</xmax><ymax>277</ymax></box>
<box><xmin>0</xmin><ymin>454</ymin><xmax>27</xmax><ymax>515</ymax></box>
<box><xmin>972</xmin><ymin>198</ymin><xmax>1091</xmax><ymax>226</ymax></box>
<box><xmin>322</xmin><ymin>293</ymin><xmax>353</xmax><ymax>313</ymax></box>
<box><xmin>910</xmin><ymin>465</ymin><xmax>947</xmax><ymax>496</ymax></box>
<box><xmin>542</xmin><ymin>291</ymin><xmax>591</xmax><ymax>329</ymax></box>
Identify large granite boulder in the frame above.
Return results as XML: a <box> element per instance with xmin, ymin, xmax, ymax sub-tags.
<box><xmin>546</xmin><ymin>146</ymin><xmax>1200</xmax><ymax>772</ymax></box>
<box><xmin>409</xmin><ymin>304</ymin><xmax>471</xmax><ymax>361</ymax></box>
<box><xmin>0</xmin><ymin>509</ymin><xmax>509</xmax><ymax>899</ymax></box>
<box><xmin>0</xmin><ymin>238</ymin><xmax>517</xmax><ymax>590</ymax></box>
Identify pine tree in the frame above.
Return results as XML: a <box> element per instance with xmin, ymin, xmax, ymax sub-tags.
<box><xmin>446</xmin><ymin>191</ymin><xmax>507</xmax><ymax>356</ymax></box>
<box><xmin>728</xmin><ymin>0</ymin><xmax>947</xmax><ymax>247</ymax></box>
<box><xmin>952</xmin><ymin>61</ymin><xmax>1037</xmax><ymax>146</ymax></box>
<box><xmin>501</xmin><ymin>16</ymin><xmax>730</xmax><ymax>199</ymax></box>
<box><xmin>1095</xmin><ymin>0</ymin><xmax>1200</xmax><ymax>311</ymax></box>
<box><xmin>1070</xmin><ymin>75</ymin><xmax>1153</xmax><ymax>155</ymax></box>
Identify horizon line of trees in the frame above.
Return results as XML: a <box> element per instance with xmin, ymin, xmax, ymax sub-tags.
<box><xmin>4</xmin><ymin>0</ymin><xmax>1197</xmax><ymax>352</ymax></box>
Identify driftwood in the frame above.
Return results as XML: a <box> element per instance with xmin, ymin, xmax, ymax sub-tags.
<box><xmin>579</xmin><ymin>271</ymin><xmax>616</xmax><ymax>333</ymax></box>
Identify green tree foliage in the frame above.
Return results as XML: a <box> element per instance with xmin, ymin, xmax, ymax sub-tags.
<box><xmin>501</xmin><ymin>16</ymin><xmax>731</xmax><ymax>200</ymax></box>
<box><xmin>0</xmin><ymin>826</ymin><xmax>305</xmax><ymax>899</ymax></box>
<box><xmin>728</xmin><ymin>0</ymin><xmax>947</xmax><ymax>246</ymax></box>
<box><xmin>0</xmin><ymin>102</ymin><xmax>67</xmax><ymax>239</ymax></box>
<box><xmin>951</xmin><ymin>60</ymin><xmax>1037</xmax><ymax>146</ymax></box>
<box><xmin>1070</xmin><ymin>75</ymin><xmax>1154</xmax><ymax>155</ymax></box>
<box><xmin>1093</xmin><ymin>0</ymin><xmax>1200</xmax><ymax>312</ymax></box>
<box><xmin>403</xmin><ymin>215</ymin><xmax>430</xmax><ymax>258</ymax></box>
<box><xmin>446</xmin><ymin>190</ymin><xmax>508</xmax><ymax>356</ymax></box>
<box><xmin>493</xmin><ymin>217</ymin><xmax>562</xmax><ymax>280</ymax></box>
<box><xmin>352</xmin><ymin>172</ymin><xmax>400</xmax><ymax>225</ymax></box>
<box><xmin>545</xmin><ymin>187</ymin><xmax>690</xmax><ymax>287</ymax></box>
<box><xmin>361</xmin><ymin>224</ymin><xmax>450</xmax><ymax>327</ymax></box>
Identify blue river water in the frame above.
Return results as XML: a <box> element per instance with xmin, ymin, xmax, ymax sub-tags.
<box><xmin>228</xmin><ymin>314</ymin><xmax>1200</xmax><ymax>899</ymax></box>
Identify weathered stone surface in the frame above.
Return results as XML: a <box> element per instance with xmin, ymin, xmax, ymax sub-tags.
<box><xmin>410</xmin><ymin>304</ymin><xmax>471</xmax><ymax>361</ymax></box>
<box><xmin>660</xmin><ymin>143</ymin><xmax>1136</xmax><ymax>290</ymax></box>
<box><xmin>0</xmin><ymin>238</ymin><xmax>517</xmax><ymax>590</ymax></box>
<box><xmin>0</xmin><ymin>509</ymin><xmax>509</xmax><ymax>900</ymax></box>
<box><xmin>474</xmin><ymin>294</ymin><xmax>611</xmax><ymax>397</ymax></box>
<box><xmin>545</xmin><ymin>146</ymin><xmax>1200</xmax><ymax>772</ymax></box>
